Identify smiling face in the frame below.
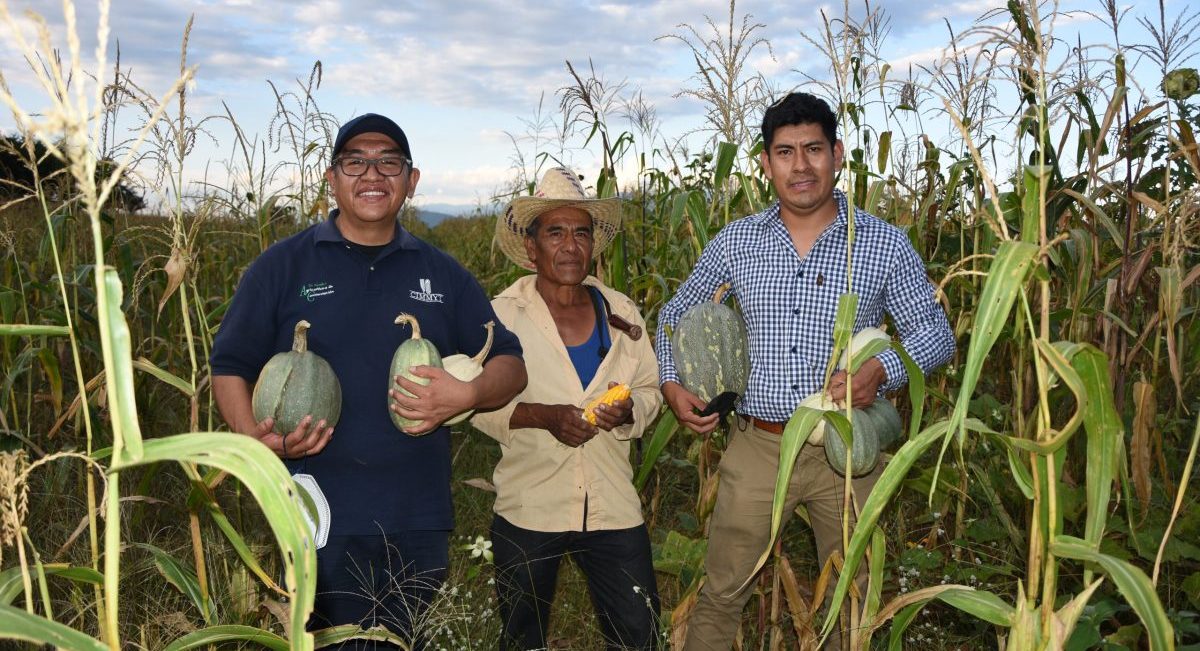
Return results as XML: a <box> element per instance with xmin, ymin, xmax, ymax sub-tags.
<box><xmin>759</xmin><ymin>122</ymin><xmax>843</xmax><ymax>224</ymax></box>
<box><xmin>524</xmin><ymin>206</ymin><xmax>595</xmax><ymax>288</ymax></box>
<box><xmin>324</xmin><ymin>132</ymin><xmax>420</xmax><ymax>243</ymax></box>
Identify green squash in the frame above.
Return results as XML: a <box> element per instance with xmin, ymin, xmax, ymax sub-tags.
<box><xmin>252</xmin><ymin>320</ymin><xmax>342</xmax><ymax>434</ymax></box>
<box><xmin>863</xmin><ymin>398</ymin><xmax>903</xmax><ymax>449</ymax></box>
<box><xmin>824</xmin><ymin>408</ymin><xmax>880</xmax><ymax>477</ymax></box>
<box><xmin>389</xmin><ymin>312</ymin><xmax>443</xmax><ymax>433</ymax></box>
<box><xmin>670</xmin><ymin>283</ymin><xmax>750</xmax><ymax>403</ymax></box>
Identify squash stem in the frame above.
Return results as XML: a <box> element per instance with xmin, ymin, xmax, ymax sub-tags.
<box><xmin>394</xmin><ymin>313</ymin><xmax>422</xmax><ymax>339</ymax></box>
<box><xmin>471</xmin><ymin>321</ymin><xmax>496</xmax><ymax>365</ymax></box>
<box><xmin>292</xmin><ymin>320</ymin><xmax>311</xmax><ymax>353</ymax></box>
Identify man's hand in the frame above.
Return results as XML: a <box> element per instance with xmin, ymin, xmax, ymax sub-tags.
<box><xmin>212</xmin><ymin>375</ymin><xmax>333</xmax><ymax>458</ymax></box>
<box><xmin>591</xmin><ymin>381</ymin><xmax>634</xmax><ymax>431</ymax></box>
<box><xmin>390</xmin><ymin>365</ymin><xmax>479</xmax><ymax>435</ymax></box>
<box><xmin>509</xmin><ymin>402</ymin><xmax>598</xmax><ymax>447</ymax></box>
<box><xmin>662</xmin><ymin>381</ymin><xmax>719</xmax><ymax>435</ymax></box>
<box><xmin>257</xmin><ymin>415</ymin><xmax>335</xmax><ymax>459</ymax></box>
<box><xmin>827</xmin><ymin>357</ymin><xmax>887</xmax><ymax>409</ymax></box>
<box><xmin>545</xmin><ymin>404</ymin><xmax>600</xmax><ymax>447</ymax></box>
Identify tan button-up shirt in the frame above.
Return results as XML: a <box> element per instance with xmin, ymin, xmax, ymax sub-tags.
<box><xmin>470</xmin><ymin>275</ymin><xmax>662</xmax><ymax>532</ymax></box>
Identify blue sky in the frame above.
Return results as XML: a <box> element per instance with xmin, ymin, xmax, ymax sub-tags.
<box><xmin>0</xmin><ymin>0</ymin><xmax>1183</xmax><ymax>213</ymax></box>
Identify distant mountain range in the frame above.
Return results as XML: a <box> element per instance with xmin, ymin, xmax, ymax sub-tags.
<box><xmin>414</xmin><ymin>202</ymin><xmax>502</xmax><ymax>226</ymax></box>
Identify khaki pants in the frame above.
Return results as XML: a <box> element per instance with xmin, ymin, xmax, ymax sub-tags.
<box><xmin>683</xmin><ymin>418</ymin><xmax>883</xmax><ymax>651</ymax></box>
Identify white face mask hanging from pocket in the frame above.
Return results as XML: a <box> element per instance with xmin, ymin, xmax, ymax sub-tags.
<box><xmin>291</xmin><ymin>473</ymin><xmax>331</xmax><ymax>550</ymax></box>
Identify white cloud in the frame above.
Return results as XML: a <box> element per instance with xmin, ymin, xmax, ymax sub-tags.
<box><xmin>415</xmin><ymin>164</ymin><xmax>515</xmax><ymax>205</ymax></box>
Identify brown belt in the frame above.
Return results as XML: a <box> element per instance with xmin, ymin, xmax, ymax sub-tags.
<box><xmin>741</xmin><ymin>415</ymin><xmax>786</xmax><ymax>435</ymax></box>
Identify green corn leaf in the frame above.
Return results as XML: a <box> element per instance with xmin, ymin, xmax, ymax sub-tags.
<box><xmin>872</xmin><ymin>585</ymin><xmax>1013</xmax><ymax>633</ymax></box>
<box><xmin>826</xmin><ymin>293</ymin><xmax>860</xmax><ymax>382</ymax></box>
<box><xmin>738</xmin><ymin>405</ymin><xmax>827</xmax><ymax>590</ymax></box>
<box><xmin>820</xmin><ymin>421</ymin><xmax>951</xmax><ymax>641</ymax></box>
<box><xmin>112</xmin><ymin>433</ymin><xmax>317</xmax><ymax>650</ymax></box>
<box><xmin>1051</xmin><ymin>536</ymin><xmax>1175</xmax><ymax>651</ymax></box>
<box><xmin>201</xmin><ymin>497</ymin><xmax>287</xmax><ymax>595</ymax></box>
<box><xmin>0</xmin><ymin>564</ymin><xmax>103</xmax><ymax>606</ymax></box>
<box><xmin>98</xmin><ymin>268</ymin><xmax>144</xmax><ymax>462</ymax></box>
<box><xmin>734</xmin><ymin>172</ymin><xmax>765</xmax><ymax>214</ymax></box>
<box><xmin>1052</xmin><ymin>579</ymin><xmax>1105</xmax><ymax>648</ymax></box>
<box><xmin>1006</xmin><ymin>443</ymin><xmax>1035</xmax><ymax>499</ymax></box>
<box><xmin>1060</xmin><ymin>188</ymin><xmax>1124</xmax><ymax>250</ymax></box>
<box><xmin>939</xmin><ymin>588</ymin><xmax>1016</xmax><ymax>626</ymax></box>
<box><xmin>0</xmin><ymin>603</ymin><xmax>109</xmax><ymax>650</ymax></box>
<box><xmin>887</xmin><ymin>602</ymin><xmax>924</xmax><ymax>651</ymax></box>
<box><xmin>608</xmin><ymin>232</ymin><xmax>628</xmax><ymax>294</ymax></box>
<box><xmin>713</xmin><ymin>141</ymin><xmax>737</xmax><ymax>186</ymax></box>
<box><xmin>135</xmin><ymin>543</ymin><xmax>212</xmax><ymax>623</ymax></box>
<box><xmin>939</xmin><ymin>241</ymin><xmax>1037</xmax><ymax>493</ymax></box>
<box><xmin>0</xmin><ymin>324</ymin><xmax>71</xmax><ymax>337</ymax></box>
<box><xmin>669</xmin><ymin>191</ymin><xmax>690</xmax><ymax>233</ymax></box>
<box><xmin>634</xmin><ymin>409</ymin><xmax>679</xmax><ymax>491</ymax></box>
<box><xmin>877</xmin><ymin>131</ymin><xmax>892</xmax><ymax>173</ymax></box>
<box><xmin>861</xmin><ymin>525</ymin><xmax>887</xmax><ymax>649</ymax></box>
<box><xmin>35</xmin><ymin>346</ymin><xmax>63</xmax><ymax>413</ymax></box>
<box><xmin>889</xmin><ymin>344</ymin><xmax>926</xmax><ymax>440</ymax></box>
<box><xmin>311</xmin><ymin>624</ymin><xmax>411</xmax><ymax>649</ymax></box>
<box><xmin>847</xmin><ymin>338</ymin><xmax>890</xmax><ymax>373</ymax></box>
<box><xmin>686</xmin><ymin>189</ymin><xmax>711</xmax><ymax>250</ymax></box>
<box><xmin>132</xmin><ymin>357</ymin><xmax>194</xmax><ymax>396</ymax></box>
<box><xmin>162</xmin><ymin>625</ymin><xmax>290</xmax><ymax>651</ymax></box>
<box><xmin>1021</xmin><ymin>165</ymin><xmax>1051</xmax><ymax>244</ymax></box>
<box><xmin>1070</xmin><ymin>345</ymin><xmax>1122</xmax><ymax>552</ymax></box>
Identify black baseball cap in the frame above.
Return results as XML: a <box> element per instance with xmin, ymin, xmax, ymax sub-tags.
<box><xmin>331</xmin><ymin>113</ymin><xmax>412</xmax><ymax>161</ymax></box>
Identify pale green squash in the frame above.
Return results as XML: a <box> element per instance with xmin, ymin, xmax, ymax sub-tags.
<box><xmin>389</xmin><ymin>313</ymin><xmax>443</xmax><ymax>433</ymax></box>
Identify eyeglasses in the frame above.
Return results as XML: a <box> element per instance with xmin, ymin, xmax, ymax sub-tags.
<box><xmin>334</xmin><ymin>156</ymin><xmax>412</xmax><ymax>177</ymax></box>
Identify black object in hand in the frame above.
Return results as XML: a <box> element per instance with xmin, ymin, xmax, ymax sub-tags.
<box><xmin>699</xmin><ymin>391</ymin><xmax>739</xmax><ymax>429</ymax></box>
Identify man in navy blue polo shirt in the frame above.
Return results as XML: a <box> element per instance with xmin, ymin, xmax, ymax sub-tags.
<box><xmin>211</xmin><ymin>113</ymin><xmax>526</xmax><ymax>648</ymax></box>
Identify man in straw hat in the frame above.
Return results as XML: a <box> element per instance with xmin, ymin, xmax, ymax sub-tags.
<box><xmin>656</xmin><ymin>92</ymin><xmax>955</xmax><ymax>650</ymax></box>
<box><xmin>212</xmin><ymin>113</ymin><xmax>526</xmax><ymax>648</ymax></box>
<box><xmin>471</xmin><ymin>167</ymin><xmax>662</xmax><ymax>650</ymax></box>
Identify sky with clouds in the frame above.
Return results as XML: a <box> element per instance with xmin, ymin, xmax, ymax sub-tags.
<box><xmin>0</xmin><ymin>0</ymin><xmax>1181</xmax><ymax>212</ymax></box>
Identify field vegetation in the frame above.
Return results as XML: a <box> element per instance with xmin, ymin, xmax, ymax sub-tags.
<box><xmin>1</xmin><ymin>0</ymin><xmax>1198</xmax><ymax>649</ymax></box>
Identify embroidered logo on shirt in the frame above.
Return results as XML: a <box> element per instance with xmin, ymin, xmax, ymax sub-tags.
<box><xmin>410</xmin><ymin>278</ymin><xmax>444</xmax><ymax>303</ymax></box>
<box><xmin>299</xmin><ymin>282</ymin><xmax>335</xmax><ymax>302</ymax></box>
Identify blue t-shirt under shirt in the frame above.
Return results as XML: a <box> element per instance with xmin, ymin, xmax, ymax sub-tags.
<box><xmin>566</xmin><ymin>323</ymin><xmax>603</xmax><ymax>389</ymax></box>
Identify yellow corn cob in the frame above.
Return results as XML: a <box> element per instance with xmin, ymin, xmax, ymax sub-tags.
<box><xmin>582</xmin><ymin>384</ymin><xmax>632</xmax><ymax>425</ymax></box>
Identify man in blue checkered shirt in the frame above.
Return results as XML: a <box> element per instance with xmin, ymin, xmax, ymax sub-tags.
<box><xmin>657</xmin><ymin>92</ymin><xmax>955</xmax><ymax>650</ymax></box>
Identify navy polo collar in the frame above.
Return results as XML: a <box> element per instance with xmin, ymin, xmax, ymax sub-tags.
<box><xmin>314</xmin><ymin>209</ymin><xmax>419</xmax><ymax>252</ymax></box>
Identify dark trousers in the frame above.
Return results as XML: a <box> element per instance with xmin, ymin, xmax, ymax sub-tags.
<box><xmin>491</xmin><ymin>514</ymin><xmax>660</xmax><ymax>651</ymax></box>
<box><xmin>311</xmin><ymin>531</ymin><xmax>450</xmax><ymax>650</ymax></box>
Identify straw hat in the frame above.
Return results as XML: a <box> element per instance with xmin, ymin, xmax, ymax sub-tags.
<box><xmin>496</xmin><ymin>167</ymin><xmax>623</xmax><ymax>271</ymax></box>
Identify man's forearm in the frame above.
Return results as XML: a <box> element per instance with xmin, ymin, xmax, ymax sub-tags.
<box><xmin>212</xmin><ymin>375</ymin><xmax>260</xmax><ymax>437</ymax></box>
<box><xmin>509</xmin><ymin>402</ymin><xmax>548</xmax><ymax>430</ymax></box>
<box><xmin>472</xmin><ymin>355</ymin><xmax>527</xmax><ymax>410</ymax></box>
